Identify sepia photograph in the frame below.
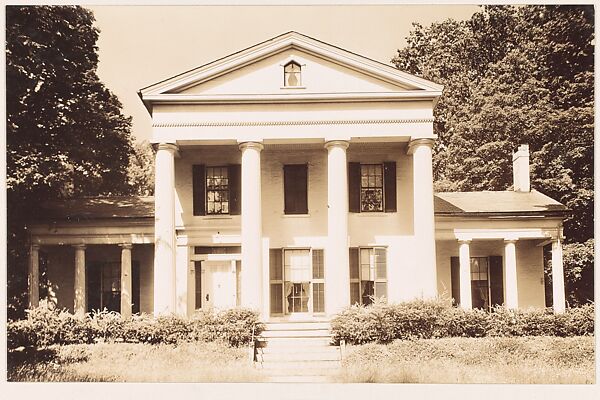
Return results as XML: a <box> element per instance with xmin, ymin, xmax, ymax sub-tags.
<box><xmin>4</xmin><ymin>1</ymin><xmax>595</xmax><ymax>393</ymax></box>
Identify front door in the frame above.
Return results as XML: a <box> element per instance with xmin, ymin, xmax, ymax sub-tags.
<box><xmin>200</xmin><ymin>260</ymin><xmax>236</xmax><ymax>309</ymax></box>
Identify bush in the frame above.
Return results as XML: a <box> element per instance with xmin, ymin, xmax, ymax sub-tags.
<box><xmin>331</xmin><ymin>299</ymin><xmax>594</xmax><ymax>345</ymax></box>
<box><xmin>7</xmin><ymin>304</ymin><xmax>263</xmax><ymax>350</ymax></box>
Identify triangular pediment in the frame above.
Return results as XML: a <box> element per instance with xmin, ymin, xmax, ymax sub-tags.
<box><xmin>139</xmin><ymin>31</ymin><xmax>442</xmax><ymax>105</ymax></box>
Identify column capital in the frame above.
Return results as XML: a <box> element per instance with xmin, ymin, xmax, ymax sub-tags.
<box><xmin>31</xmin><ymin>243</ymin><xmax>40</xmax><ymax>251</ymax></box>
<box><xmin>503</xmin><ymin>238</ymin><xmax>518</xmax><ymax>244</ymax></box>
<box><xmin>155</xmin><ymin>142</ymin><xmax>179</xmax><ymax>153</ymax></box>
<box><xmin>72</xmin><ymin>244</ymin><xmax>87</xmax><ymax>250</ymax></box>
<box><xmin>407</xmin><ymin>138</ymin><xmax>435</xmax><ymax>155</ymax></box>
<box><xmin>324</xmin><ymin>140</ymin><xmax>349</xmax><ymax>151</ymax></box>
<box><xmin>239</xmin><ymin>141</ymin><xmax>264</xmax><ymax>152</ymax></box>
<box><xmin>119</xmin><ymin>243</ymin><xmax>133</xmax><ymax>250</ymax></box>
<box><xmin>457</xmin><ymin>239</ymin><xmax>472</xmax><ymax>245</ymax></box>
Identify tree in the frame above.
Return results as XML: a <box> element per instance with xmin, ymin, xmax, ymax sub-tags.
<box><xmin>393</xmin><ymin>5</ymin><xmax>594</xmax><ymax>303</ymax></box>
<box><xmin>6</xmin><ymin>6</ymin><xmax>134</xmax><ymax>319</ymax></box>
<box><xmin>127</xmin><ymin>140</ymin><xmax>155</xmax><ymax>196</ymax></box>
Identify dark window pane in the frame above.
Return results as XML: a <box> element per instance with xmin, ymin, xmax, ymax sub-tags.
<box><xmin>350</xmin><ymin>283</ymin><xmax>360</xmax><ymax>305</ymax></box>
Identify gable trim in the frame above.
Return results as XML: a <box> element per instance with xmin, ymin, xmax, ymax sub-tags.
<box><xmin>139</xmin><ymin>32</ymin><xmax>443</xmax><ymax>99</ymax></box>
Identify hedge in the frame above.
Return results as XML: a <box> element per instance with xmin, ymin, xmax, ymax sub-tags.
<box><xmin>7</xmin><ymin>304</ymin><xmax>264</xmax><ymax>350</ymax></box>
<box><xmin>331</xmin><ymin>299</ymin><xmax>594</xmax><ymax>344</ymax></box>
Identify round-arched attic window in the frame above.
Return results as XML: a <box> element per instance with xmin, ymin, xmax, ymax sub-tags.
<box><xmin>284</xmin><ymin>61</ymin><xmax>302</xmax><ymax>87</ymax></box>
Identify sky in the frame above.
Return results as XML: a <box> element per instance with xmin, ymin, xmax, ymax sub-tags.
<box><xmin>89</xmin><ymin>5</ymin><xmax>480</xmax><ymax>142</ymax></box>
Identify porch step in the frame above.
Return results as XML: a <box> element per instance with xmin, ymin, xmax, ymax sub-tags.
<box><xmin>255</xmin><ymin>320</ymin><xmax>341</xmax><ymax>383</ymax></box>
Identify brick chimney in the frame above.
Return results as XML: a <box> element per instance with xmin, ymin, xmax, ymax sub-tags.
<box><xmin>512</xmin><ymin>144</ymin><xmax>530</xmax><ymax>192</ymax></box>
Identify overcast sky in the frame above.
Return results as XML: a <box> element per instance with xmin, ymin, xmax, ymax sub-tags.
<box><xmin>88</xmin><ymin>5</ymin><xmax>480</xmax><ymax>142</ymax></box>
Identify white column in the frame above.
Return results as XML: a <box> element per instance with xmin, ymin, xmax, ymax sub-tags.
<box><xmin>408</xmin><ymin>138</ymin><xmax>437</xmax><ymax>298</ymax></box>
<box><xmin>120</xmin><ymin>243</ymin><xmax>132</xmax><ymax>319</ymax></box>
<box><xmin>458</xmin><ymin>240</ymin><xmax>472</xmax><ymax>310</ymax></box>
<box><xmin>504</xmin><ymin>239</ymin><xmax>519</xmax><ymax>309</ymax></box>
<box><xmin>73</xmin><ymin>244</ymin><xmax>86</xmax><ymax>315</ymax></box>
<box><xmin>239</xmin><ymin>141</ymin><xmax>263</xmax><ymax>311</ymax></box>
<box><xmin>552</xmin><ymin>237</ymin><xmax>566</xmax><ymax>313</ymax></box>
<box><xmin>154</xmin><ymin>143</ymin><xmax>178</xmax><ymax>316</ymax></box>
<box><xmin>28</xmin><ymin>244</ymin><xmax>40</xmax><ymax>309</ymax></box>
<box><xmin>324</xmin><ymin>140</ymin><xmax>350</xmax><ymax>315</ymax></box>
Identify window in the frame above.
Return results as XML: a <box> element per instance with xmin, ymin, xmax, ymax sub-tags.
<box><xmin>206</xmin><ymin>166</ymin><xmax>229</xmax><ymax>214</ymax></box>
<box><xmin>284</xmin><ymin>164</ymin><xmax>308</xmax><ymax>214</ymax></box>
<box><xmin>269</xmin><ymin>248</ymin><xmax>325</xmax><ymax>315</ymax></box>
<box><xmin>192</xmin><ymin>164</ymin><xmax>241</xmax><ymax>216</ymax></box>
<box><xmin>284</xmin><ymin>61</ymin><xmax>302</xmax><ymax>87</ymax></box>
<box><xmin>87</xmin><ymin>261</ymin><xmax>140</xmax><ymax>314</ymax></box>
<box><xmin>360</xmin><ymin>164</ymin><xmax>384</xmax><ymax>212</ymax></box>
<box><xmin>450</xmin><ymin>255</ymin><xmax>504</xmax><ymax>310</ymax></box>
<box><xmin>349</xmin><ymin>247</ymin><xmax>387</xmax><ymax>305</ymax></box>
<box><xmin>348</xmin><ymin>162</ymin><xmax>396</xmax><ymax>213</ymax></box>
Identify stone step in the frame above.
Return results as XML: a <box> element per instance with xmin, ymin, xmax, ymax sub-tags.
<box><xmin>260</xmin><ymin>329</ymin><xmax>331</xmax><ymax>338</ymax></box>
<box><xmin>263</xmin><ymin>321</ymin><xmax>331</xmax><ymax>331</ymax></box>
<box><xmin>260</xmin><ymin>337</ymin><xmax>333</xmax><ymax>347</ymax></box>
<box><xmin>260</xmin><ymin>350</ymin><xmax>340</xmax><ymax>362</ymax></box>
<box><xmin>260</xmin><ymin>345</ymin><xmax>339</xmax><ymax>355</ymax></box>
<box><xmin>260</xmin><ymin>360</ymin><xmax>341</xmax><ymax>371</ymax></box>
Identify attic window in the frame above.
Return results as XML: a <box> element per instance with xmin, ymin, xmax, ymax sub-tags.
<box><xmin>284</xmin><ymin>61</ymin><xmax>302</xmax><ymax>87</ymax></box>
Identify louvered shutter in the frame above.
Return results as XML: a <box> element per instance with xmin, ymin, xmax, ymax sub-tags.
<box><xmin>348</xmin><ymin>162</ymin><xmax>361</xmax><ymax>213</ymax></box>
<box><xmin>383</xmin><ymin>162</ymin><xmax>397</xmax><ymax>212</ymax></box>
<box><xmin>489</xmin><ymin>256</ymin><xmax>504</xmax><ymax>307</ymax></box>
<box><xmin>450</xmin><ymin>256</ymin><xmax>460</xmax><ymax>307</ymax></box>
<box><xmin>192</xmin><ymin>165</ymin><xmax>206</xmax><ymax>216</ymax></box>
<box><xmin>228</xmin><ymin>164</ymin><xmax>241</xmax><ymax>215</ymax></box>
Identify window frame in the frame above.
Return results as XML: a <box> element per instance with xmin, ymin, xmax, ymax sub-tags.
<box><xmin>359</xmin><ymin>163</ymin><xmax>385</xmax><ymax>212</ymax></box>
<box><xmin>350</xmin><ymin>246</ymin><xmax>388</xmax><ymax>305</ymax></box>
<box><xmin>283</xmin><ymin>61</ymin><xmax>302</xmax><ymax>87</ymax></box>
<box><xmin>205</xmin><ymin>165</ymin><xmax>230</xmax><ymax>215</ymax></box>
<box><xmin>470</xmin><ymin>256</ymin><xmax>492</xmax><ymax>311</ymax></box>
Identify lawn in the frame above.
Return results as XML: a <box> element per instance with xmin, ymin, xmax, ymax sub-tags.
<box><xmin>334</xmin><ymin>336</ymin><xmax>595</xmax><ymax>384</ymax></box>
<box><xmin>8</xmin><ymin>341</ymin><xmax>266</xmax><ymax>382</ymax></box>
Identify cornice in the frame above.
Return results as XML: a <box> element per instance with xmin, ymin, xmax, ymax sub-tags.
<box><xmin>153</xmin><ymin>118</ymin><xmax>434</xmax><ymax>128</ymax></box>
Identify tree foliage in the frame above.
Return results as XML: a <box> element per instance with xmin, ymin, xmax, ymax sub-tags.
<box><xmin>6</xmin><ymin>6</ymin><xmax>135</xmax><ymax>318</ymax></box>
<box><xmin>393</xmin><ymin>5</ymin><xmax>593</xmax><ymax>243</ymax></box>
<box><xmin>393</xmin><ymin>5</ymin><xmax>594</xmax><ymax>303</ymax></box>
<box><xmin>127</xmin><ymin>140</ymin><xmax>155</xmax><ymax>196</ymax></box>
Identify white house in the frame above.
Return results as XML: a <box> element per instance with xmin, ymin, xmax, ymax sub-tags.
<box><xmin>27</xmin><ymin>32</ymin><xmax>568</xmax><ymax>320</ymax></box>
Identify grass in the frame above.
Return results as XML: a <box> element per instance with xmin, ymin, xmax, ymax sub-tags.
<box><xmin>335</xmin><ymin>336</ymin><xmax>595</xmax><ymax>384</ymax></box>
<box><xmin>8</xmin><ymin>341</ymin><xmax>266</xmax><ymax>382</ymax></box>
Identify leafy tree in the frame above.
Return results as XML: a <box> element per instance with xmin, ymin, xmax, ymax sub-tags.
<box><xmin>127</xmin><ymin>140</ymin><xmax>155</xmax><ymax>196</ymax></box>
<box><xmin>393</xmin><ymin>5</ymin><xmax>594</xmax><ymax>303</ymax></box>
<box><xmin>6</xmin><ymin>6</ymin><xmax>134</xmax><ymax>319</ymax></box>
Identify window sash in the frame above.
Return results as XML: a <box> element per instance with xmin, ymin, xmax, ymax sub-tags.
<box><xmin>360</xmin><ymin>164</ymin><xmax>384</xmax><ymax>212</ymax></box>
<box><xmin>206</xmin><ymin>166</ymin><xmax>229</xmax><ymax>215</ymax></box>
<box><xmin>351</xmin><ymin>247</ymin><xmax>387</xmax><ymax>305</ymax></box>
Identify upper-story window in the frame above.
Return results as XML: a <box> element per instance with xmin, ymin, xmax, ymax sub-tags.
<box><xmin>348</xmin><ymin>162</ymin><xmax>397</xmax><ymax>213</ymax></box>
<box><xmin>360</xmin><ymin>164</ymin><xmax>384</xmax><ymax>212</ymax></box>
<box><xmin>284</xmin><ymin>164</ymin><xmax>308</xmax><ymax>214</ymax></box>
<box><xmin>206</xmin><ymin>166</ymin><xmax>229</xmax><ymax>214</ymax></box>
<box><xmin>284</xmin><ymin>61</ymin><xmax>302</xmax><ymax>87</ymax></box>
<box><xmin>192</xmin><ymin>164</ymin><xmax>241</xmax><ymax>216</ymax></box>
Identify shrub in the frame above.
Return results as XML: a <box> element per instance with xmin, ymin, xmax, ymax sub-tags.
<box><xmin>7</xmin><ymin>304</ymin><xmax>263</xmax><ymax>349</ymax></box>
<box><xmin>331</xmin><ymin>300</ymin><xmax>594</xmax><ymax>344</ymax></box>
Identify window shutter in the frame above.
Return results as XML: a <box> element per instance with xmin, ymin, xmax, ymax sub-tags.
<box><xmin>450</xmin><ymin>256</ymin><xmax>460</xmax><ymax>307</ymax></box>
<box><xmin>269</xmin><ymin>249</ymin><xmax>284</xmax><ymax>315</ymax></box>
<box><xmin>284</xmin><ymin>164</ymin><xmax>308</xmax><ymax>214</ymax></box>
<box><xmin>348</xmin><ymin>162</ymin><xmax>361</xmax><ymax>213</ymax></box>
<box><xmin>228</xmin><ymin>164</ymin><xmax>241</xmax><ymax>215</ymax></box>
<box><xmin>349</xmin><ymin>247</ymin><xmax>360</xmax><ymax>304</ymax></box>
<box><xmin>383</xmin><ymin>162</ymin><xmax>397</xmax><ymax>212</ymax></box>
<box><xmin>192</xmin><ymin>165</ymin><xmax>206</xmax><ymax>216</ymax></box>
<box><xmin>489</xmin><ymin>256</ymin><xmax>504</xmax><ymax>307</ymax></box>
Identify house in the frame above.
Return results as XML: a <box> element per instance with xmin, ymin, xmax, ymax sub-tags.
<box><xmin>26</xmin><ymin>32</ymin><xmax>568</xmax><ymax>320</ymax></box>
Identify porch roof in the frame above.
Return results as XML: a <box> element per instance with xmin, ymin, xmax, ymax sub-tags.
<box><xmin>434</xmin><ymin>190</ymin><xmax>567</xmax><ymax>217</ymax></box>
<box><xmin>36</xmin><ymin>190</ymin><xmax>566</xmax><ymax>222</ymax></box>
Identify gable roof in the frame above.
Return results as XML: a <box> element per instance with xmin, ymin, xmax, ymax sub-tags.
<box><xmin>32</xmin><ymin>191</ymin><xmax>566</xmax><ymax>224</ymax></box>
<box><xmin>138</xmin><ymin>31</ymin><xmax>443</xmax><ymax>110</ymax></box>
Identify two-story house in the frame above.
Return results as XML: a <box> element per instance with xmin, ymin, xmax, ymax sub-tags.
<box><xmin>27</xmin><ymin>32</ymin><xmax>568</xmax><ymax>320</ymax></box>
